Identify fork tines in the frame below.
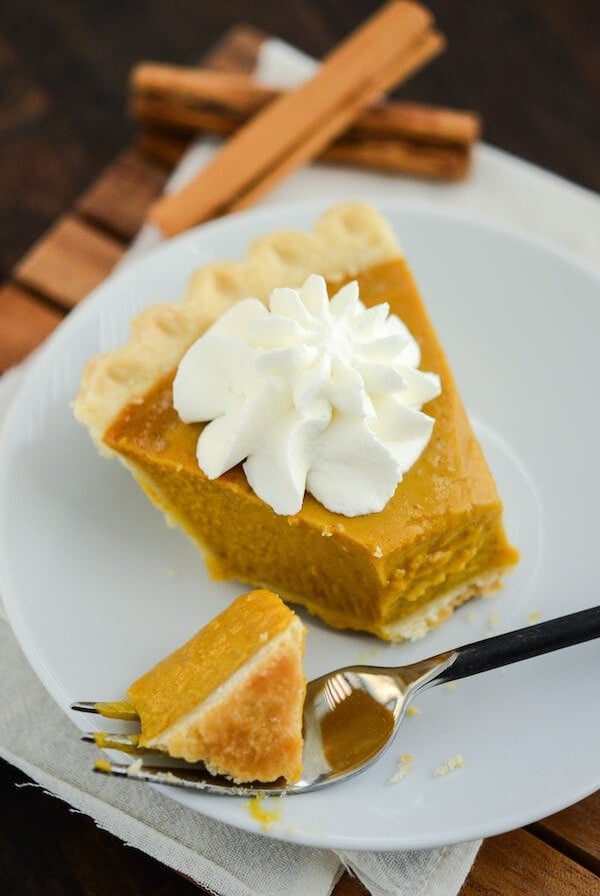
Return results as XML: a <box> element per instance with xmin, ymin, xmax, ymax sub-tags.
<box><xmin>71</xmin><ymin>700</ymin><xmax>140</xmax><ymax>721</ymax></box>
<box><xmin>93</xmin><ymin>757</ymin><xmax>285</xmax><ymax>795</ymax></box>
<box><xmin>72</xmin><ymin>699</ymin><xmax>288</xmax><ymax>795</ymax></box>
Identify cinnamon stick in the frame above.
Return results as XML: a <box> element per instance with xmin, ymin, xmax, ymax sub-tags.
<box><xmin>228</xmin><ymin>28</ymin><xmax>445</xmax><ymax>213</ymax></box>
<box><xmin>131</xmin><ymin>64</ymin><xmax>481</xmax><ymax>148</ymax></box>
<box><xmin>324</xmin><ymin>137</ymin><xmax>470</xmax><ymax>180</ymax></box>
<box><xmin>137</xmin><ymin>126</ymin><xmax>470</xmax><ymax>181</ymax></box>
<box><xmin>147</xmin><ymin>1</ymin><xmax>443</xmax><ymax>236</ymax></box>
<box><xmin>132</xmin><ymin>66</ymin><xmax>270</xmax><ymax>117</ymax></box>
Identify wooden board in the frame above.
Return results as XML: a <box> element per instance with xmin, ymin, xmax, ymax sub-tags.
<box><xmin>0</xmin><ymin>23</ymin><xmax>598</xmax><ymax>896</ymax></box>
<box><xmin>461</xmin><ymin>829</ymin><xmax>600</xmax><ymax>896</ymax></box>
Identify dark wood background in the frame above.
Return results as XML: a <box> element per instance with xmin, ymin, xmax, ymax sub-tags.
<box><xmin>1</xmin><ymin>1</ymin><xmax>599</xmax><ymax>894</ymax></box>
<box><xmin>1</xmin><ymin>0</ymin><xmax>598</xmax><ymax>284</ymax></box>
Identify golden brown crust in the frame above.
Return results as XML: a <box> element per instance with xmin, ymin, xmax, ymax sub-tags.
<box><xmin>73</xmin><ymin>203</ymin><xmax>400</xmax><ymax>449</ymax></box>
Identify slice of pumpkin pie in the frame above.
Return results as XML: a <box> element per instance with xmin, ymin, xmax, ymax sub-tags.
<box><xmin>74</xmin><ymin>203</ymin><xmax>518</xmax><ymax>641</ymax></box>
<box><xmin>127</xmin><ymin>589</ymin><xmax>306</xmax><ymax>783</ymax></box>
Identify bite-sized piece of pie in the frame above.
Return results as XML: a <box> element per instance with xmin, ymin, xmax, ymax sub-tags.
<box><xmin>74</xmin><ymin>203</ymin><xmax>518</xmax><ymax>641</ymax></box>
<box><xmin>127</xmin><ymin>589</ymin><xmax>306</xmax><ymax>783</ymax></box>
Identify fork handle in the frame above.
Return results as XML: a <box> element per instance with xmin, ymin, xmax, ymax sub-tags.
<box><xmin>438</xmin><ymin>605</ymin><xmax>600</xmax><ymax>684</ymax></box>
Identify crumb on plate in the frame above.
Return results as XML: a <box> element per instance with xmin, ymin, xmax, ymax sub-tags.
<box><xmin>389</xmin><ymin>753</ymin><xmax>414</xmax><ymax>783</ymax></box>
<box><xmin>434</xmin><ymin>754</ymin><xmax>464</xmax><ymax>777</ymax></box>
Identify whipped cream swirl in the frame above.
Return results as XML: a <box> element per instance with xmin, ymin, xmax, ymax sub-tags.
<box><xmin>173</xmin><ymin>274</ymin><xmax>441</xmax><ymax>517</ymax></box>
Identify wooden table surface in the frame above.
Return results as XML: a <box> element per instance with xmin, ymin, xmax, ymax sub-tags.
<box><xmin>1</xmin><ymin>2</ymin><xmax>599</xmax><ymax>894</ymax></box>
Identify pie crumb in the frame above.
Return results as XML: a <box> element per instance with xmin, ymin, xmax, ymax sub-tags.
<box><xmin>406</xmin><ymin>705</ymin><xmax>421</xmax><ymax>717</ymax></box>
<box><xmin>389</xmin><ymin>753</ymin><xmax>414</xmax><ymax>783</ymax></box>
<box><xmin>488</xmin><ymin>612</ymin><xmax>501</xmax><ymax>630</ymax></box>
<box><xmin>434</xmin><ymin>754</ymin><xmax>464</xmax><ymax>776</ymax></box>
<box><xmin>244</xmin><ymin>794</ymin><xmax>282</xmax><ymax>830</ymax></box>
<box><xmin>126</xmin><ymin>758</ymin><xmax>143</xmax><ymax>777</ymax></box>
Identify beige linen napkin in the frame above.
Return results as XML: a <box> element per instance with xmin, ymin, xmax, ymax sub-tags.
<box><xmin>2</xmin><ymin>35</ymin><xmax>599</xmax><ymax>896</ymax></box>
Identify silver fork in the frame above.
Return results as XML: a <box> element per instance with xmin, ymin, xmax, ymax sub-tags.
<box><xmin>73</xmin><ymin>604</ymin><xmax>600</xmax><ymax>796</ymax></box>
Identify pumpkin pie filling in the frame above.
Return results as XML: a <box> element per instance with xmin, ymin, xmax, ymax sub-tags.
<box><xmin>102</xmin><ymin>254</ymin><xmax>517</xmax><ymax>641</ymax></box>
<box><xmin>127</xmin><ymin>589</ymin><xmax>306</xmax><ymax>783</ymax></box>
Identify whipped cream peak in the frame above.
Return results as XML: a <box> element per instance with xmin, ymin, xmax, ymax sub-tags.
<box><xmin>173</xmin><ymin>275</ymin><xmax>441</xmax><ymax>517</ymax></box>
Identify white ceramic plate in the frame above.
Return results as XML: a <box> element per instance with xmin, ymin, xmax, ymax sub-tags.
<box><xmin>1</xmin><ymin>200</ymin><xmax>599</xmax><ymax>851</ymax></box>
